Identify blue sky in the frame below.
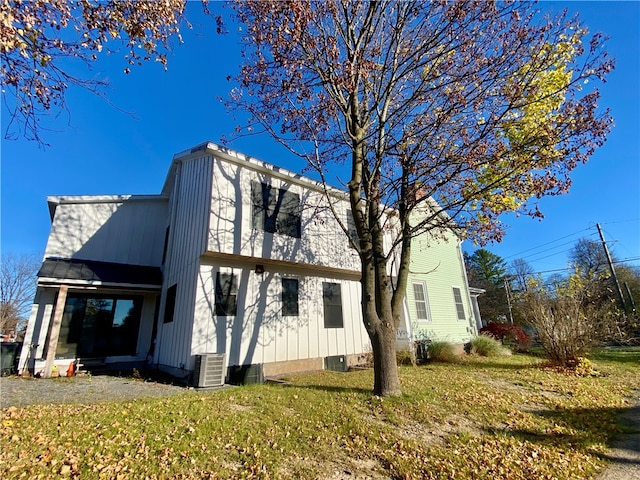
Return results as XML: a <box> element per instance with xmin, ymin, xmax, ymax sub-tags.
<box><xmin>1</xmin><ymin>1</ymin><xmax>638</xmax><ymax>279</ymax></box>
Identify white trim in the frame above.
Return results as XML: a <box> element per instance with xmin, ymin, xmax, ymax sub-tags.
<box><xmin>451</xmin><ymin>286</ymin><xmax>467</xmax><ymax>321</ymax></box>
<box><xmin>37</xmin><ymin>278</ymin><xmax>161</xmax><ymax>291</ymax></box>
<box><xmin>412</xmin><ymin>281</ymin><xmax>432</xmax><ymax>322</ymax></box>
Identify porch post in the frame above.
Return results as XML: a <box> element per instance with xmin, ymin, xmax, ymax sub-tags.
<box><xmin>44</xmin><ymin>285</ymin><xmax>68</xmax><ymax>377</ymax></box>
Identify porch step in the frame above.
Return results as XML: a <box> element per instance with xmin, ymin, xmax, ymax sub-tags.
<box><xmin>75</xmin><ymin>358</ymin><xmax>107</xmax><ymax>375</ymax></box>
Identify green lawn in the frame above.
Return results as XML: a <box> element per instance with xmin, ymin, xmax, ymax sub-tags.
<box><xmin>2</xmin><ymin>349</ymin><xmax>639</xmax><ymax>479</ymax></box>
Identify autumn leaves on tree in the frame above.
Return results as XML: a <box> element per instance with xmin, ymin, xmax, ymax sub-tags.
<box><xmin>1</xmin><ymin>1</ymin><xmax>613</xmax><ymax>396</ymax></box>
<box><xmin>229</xmin><ymin>1</ymin><xmax>612</xmax><ymax>395</ymax></box>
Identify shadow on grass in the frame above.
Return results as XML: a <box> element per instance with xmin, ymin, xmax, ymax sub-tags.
<box><xmin>590</xmin><ymin>347</ymin><xmax>640</xmax><ymax>365</ymax></box>
<box><xmin>488</xmin><ymin>401</ymin><xmax>640</xmax><ymax>460</ymax></box>
<box><xmin>456</xmin><ymin>357</ymin><xmax>547</xmax><ymax>371</ymax></box>
<box><xmin>269</xmin><ymin>382</ymin><xmax>374</xmax><ymax>395</ymax></box>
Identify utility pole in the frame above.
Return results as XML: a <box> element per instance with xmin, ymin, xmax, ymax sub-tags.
<box><xmin>504</xmin><ymin>277</ymin><xmax>514</xmax><ymax>324</ymax></box>
<box><xmin>596</xmin><ymin>223</ymin><xmax>627</xmax><ymax>313</ymax></box>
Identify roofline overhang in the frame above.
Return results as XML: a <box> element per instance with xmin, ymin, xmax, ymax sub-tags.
<box><xmin>162</xmin><ymin>141</ymin><xmax>349</xmax><ymax>200</ymax></box>
<box><xmin>37</xmin><ymin>278</ymin><xmax>162</xmax><ymax>291</ymax></box>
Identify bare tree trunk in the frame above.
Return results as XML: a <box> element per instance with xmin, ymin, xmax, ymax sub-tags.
<box><xmin>360</xmin><ymin>253</ymin><xmax>401</xmax><ymax>397</ymax></box>
<box><xmin>370</xmin><ymin>320</ymin><xmax>401</xmax><ymax>396</ymax></box>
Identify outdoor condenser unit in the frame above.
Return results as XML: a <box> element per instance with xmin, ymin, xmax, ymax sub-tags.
<box><xmin>193</xmin><ymin>353</ymin><xmax>226</xmax><ymax>388</ymax></box>
<box><xmin>324</xmin><ymin>355</ymin><xmax>348</xmax><ymax>372</ymax></box>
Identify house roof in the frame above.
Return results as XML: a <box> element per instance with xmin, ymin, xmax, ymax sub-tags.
<box><xmin>164</xmin><ymin>141</ymin><xmax>349</xmax><ymax>199</ymax></box>
<box><xmin>38</xmin><ymin>258</ymin><xmax>163</xmax><ymax>288</ymax></box>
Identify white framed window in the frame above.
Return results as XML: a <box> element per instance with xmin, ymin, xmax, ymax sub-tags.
<box><xmin>452</xmin><ymin>286</ymin><xmax>466</xmax><ymax>320</ymax></box>
<box><xmin>412</xmin><ymin>282</ymin><xmax>431</xmax><ymax>321</ymax></box>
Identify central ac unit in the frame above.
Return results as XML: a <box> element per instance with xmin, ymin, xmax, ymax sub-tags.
<box><xmin>193</xmin><ymin>353</ymin><xmax>226</xmax><ymax>388</ymax></box>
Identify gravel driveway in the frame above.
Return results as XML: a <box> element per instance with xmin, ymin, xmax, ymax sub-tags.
<box><xmin>0</xmin><ymin>374</ymin><xmax>193</xmax><ymax>408</ymax></box>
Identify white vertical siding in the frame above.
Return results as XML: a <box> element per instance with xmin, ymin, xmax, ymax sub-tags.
<box><xmin>156</xmin><ymin>155</ymin><xmax>214</xmax><ymax>373</ymax></box>
<box><xmin>17</xmin><ymin>288</ymin><xmax>57</xmax><ymax>372</ymax></box>
<box><xmin>45</xmin><ymin>198</ymin><xmax>168</xmax><ymax>266</ymax></box>
<box><xmin>207</xmin><ymin>155</ymin><xmax>361</xmax><ymax>272</ymax></box>
<box><xmin>192</xmin><ymin>260</ymin><xmax>369</xmax><ymax>369</ymax></box>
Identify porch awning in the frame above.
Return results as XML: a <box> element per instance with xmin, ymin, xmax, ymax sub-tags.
<box><xmin>38</xmin><ymin>258</ymin><xmax>162</xmax><ymax>288</ymax></box>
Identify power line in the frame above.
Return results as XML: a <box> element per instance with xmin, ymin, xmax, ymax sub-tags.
<box><xmin>502</xmin><ymin>218</ymin><xmax>639</xmax><ymax>262</ymax></box>
<box><xmin>529</xmin><ymin>256</ymin><xmax>640</xmax><ymax>276</ymax></box>
<box><xmin>599</xmin><ymin>218</ymin><xmax>640</xmax><ymax>226</ymax></box>
<box><xmin>502</xmin><ymin>227</ymin><xmax>592</xmax><ymax>260</ymax></box>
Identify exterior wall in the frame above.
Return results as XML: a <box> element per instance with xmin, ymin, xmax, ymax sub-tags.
<box><xmin>154</xmin><ymin>155</ymin><xmax>214</xmax><ymax>375</ymax></box>
<box><xmin>192</xmin><ymin>258</ymin><xmax>369</xmax><ymax>375</ymax></box>
<box><xmin>207</xmin><ymin>152</ymin><xmax>360</xmax><ymax>271</ymax></box>
<box><xmin>19</xmin><ymin>287</ymin><xmax>158</xmax><ymax>374</ymax></box>
<box><xmin>44</xmin><ymin>197</ymin><xmax>168</xmax><ymax>266</ymax></box>
<box><xmin>17</xmin><ymin>287</ymin><xmax>57</xmax><ymax>372</ymax></box>
<box><xmin>405</xmin><ymin>231</ymin><xmax>477</xmax><ymax>344</ymax></box>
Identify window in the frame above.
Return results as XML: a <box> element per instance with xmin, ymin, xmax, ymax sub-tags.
<box><xmin>56</xmin><ymin>294</ymin><xmax>143</xmax><ymax>358</ymax></box>
<box><xmin>251</xmin><ymin>181</ymin><xmax>301</xmax><ymax>238</ymax></box>
<box><xmin>413</xmin><ymin>282</ymin><xmax>431</xmax><ymax>321</ymax></box>
<box><xmin>281</xmin><ymin>278</ymin><xmax>299</xmax><ymax>316</ymax></box>
<box><xmin>346</xmin><ymin>210</ymin><xmax>358</xmax><ymax>249</ymax></box>
<box><xmin>163</xmin><ymin>284</ymin><xmax>177</xmax><ymax>324</ymax></box>
<box><xmin>216</xmin><ymin>272</ymin><xmax>238</xmax><ymax>316</ymax></box>
<box><xmin>452</xmin><ymin>287</ymin><xmax>466</xmax><ymax>320</ymax></box>
<box><xmin>161</xmin><ymin>226</ymin><xmax>170</xmax><ymax>265</ymax></box>
<box><xmin>323</xmin><ymin>282</ymin><xmax>344</xmax><ymax>328</ymax></box>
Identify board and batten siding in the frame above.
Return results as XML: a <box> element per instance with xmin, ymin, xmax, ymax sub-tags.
<box><xmin>406</xmin><ymin>231</ymin><xmax>477</xmax><ymax>343</ymax></box>
<box><xmin>44</xmin><ymin>197</ymin><xmax>168</xmax><ymax>266</ymax></box>
<box><xmin>155</xmin><ymin>155</ymin><xmax>214</xmax><ymax>374</ymax></box>
<box><xmin>192</xmin><ymin>259</ymin><xmax>369</xmax><ymax>370</ymax></box>
<box><xmin>207</xmin><ymin>154</ymin><xmax>361</xmax><ymax>272</ymax></box>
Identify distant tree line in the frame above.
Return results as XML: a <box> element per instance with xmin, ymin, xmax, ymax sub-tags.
<box><xmin>465</xmin><ymin>239</ymin><xmax>640</xmax><ymax>364</ymax></box>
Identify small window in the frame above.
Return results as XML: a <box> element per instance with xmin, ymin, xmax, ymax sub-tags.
<box><xmin>413</xmin><ymin>282</ymin><xmax>430</xmax><ymax>321</ymax></box>
<box><xmin>281</xmin><ymin>278</ymin><xmax>299</xmax><ymax>316</ymax></box>
<box><xmin>452</xmin><ymin>287</ymin><xmax>466</xmax><ymax>320</ymax></box>
<box><xmin>216</xmin><ymin>272</ymin><xmax>238</xmax><ymax>316</ymax></box>
<box><xmin>161</xmin><ymin>226</ymin><xmax>170</xmax><ymax>265</ymax></box>
<box><xmin>323</xmin><ymin>282</ymin><xmax>344</xmax><ymax>328</ymax></box>
<box><xmin>251</xmin><ymin>181</ymin><xmax>301</xmax><ymax>238</ymax></box>
<box><xmin>346</xmin><ymin>210</ymin><xmax>358</xmax><ymax>249</ymax></box>
<box><xmin>163</xmin><ymin>284</ymin><xmax>177</xmax><ymax>324</ymax></box>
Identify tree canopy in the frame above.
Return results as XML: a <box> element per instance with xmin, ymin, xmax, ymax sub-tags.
<box><xmin>1</xmin><ymin>0</ymin><xmax>196</xmax><ymax>144</ymax></box>
<box><xmin>466</xmin><ymin>249</ymin><xmax>508</xmax><ymax>286</ymax></box>
<box><xmin>231</xmin><ymin>0</ymin><xmax>613</xmax><ymax>244</ymax></box>
<box><xmin>230</xmin><ymin>0</ymin><xmax>613</xmax><ymax>395</ymax></box>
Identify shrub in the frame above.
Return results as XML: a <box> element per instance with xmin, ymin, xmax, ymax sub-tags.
<box><xmin>427</xmin><ymin>341</ymin><xmax>457</xmax><ymax>363</ymax></box>
<box><xmin>466</xmin><ymin>334</ymin><xmax>512</xmax><ymax>357</ymax></box>
<box><xmin>522</xmin><ymin>275</ymin><xmax>618</xmax><ymax>366</ymax></box>
<box><xmin>479</xmin><ymin>322</ymin><xmax>532</xmax><ymax>352</ymax></box>
<box><xmin>396</xmin><ymin>348</ymin><xmax>416</xmax><ymax>366</ymax></box>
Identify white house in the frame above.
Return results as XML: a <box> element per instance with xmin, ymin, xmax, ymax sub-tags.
<box><xmin>19</xmin><ymin>142</ymin><xmax>480</xmax><ymax>385</ymax></box>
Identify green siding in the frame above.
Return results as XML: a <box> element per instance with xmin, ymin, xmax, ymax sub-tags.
<box><xmin>407</xmin><ymin>231</ymin><xmax>475</xmax><ymax>343</ymax></box>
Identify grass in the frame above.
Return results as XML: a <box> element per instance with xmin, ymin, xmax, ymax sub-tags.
<box><xmin>2</xmin><ymin>349</ymin><xmax>639</xmax><ymax>479</ymax></box>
